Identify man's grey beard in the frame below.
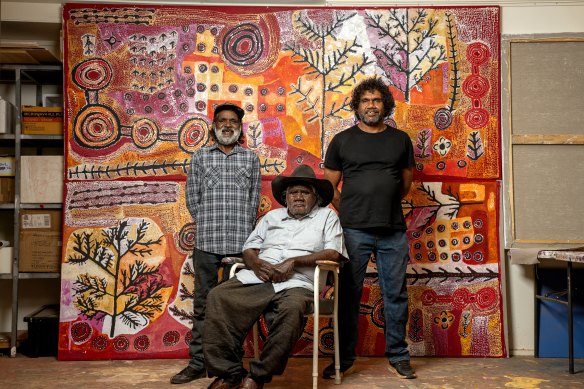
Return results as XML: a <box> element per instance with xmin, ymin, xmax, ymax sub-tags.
<box><xmin>214</xmin><ymin>126</ymin><xmax>241</xmax><ymax>146</ymax></box>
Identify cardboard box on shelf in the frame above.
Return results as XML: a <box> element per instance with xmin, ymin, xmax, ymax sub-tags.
<box><xmin>21</xmin><ymin>106</ymin><xmax>63</xmax><ymax>135</ymax></box>
<box><xmin>0</xmin><ymin>246</ymin><xmax>13</xmax><ymax>273</ymax></box>
<box><xmin>0</xmin><ymin>156</ymin><xmax>15</xmax><ymax>176</ymax></box>
<box><xmin>20</xmin><ymin>155</ymin><xmax>63</xmax><ymax>203</ymax></box>
<box><xmin>0</xmin><ymin>177</ymin><xmax>15</xmax><ymax>203</ymax></box>
<box><xmin>19</xmin><ymin>209</ymin><xmax>62</xmax><ymax>273</ymax></box>
<box><xmin>0</xmin><ymin>97</ymin><xmax>15</xmax><ymax>134</ymax></box>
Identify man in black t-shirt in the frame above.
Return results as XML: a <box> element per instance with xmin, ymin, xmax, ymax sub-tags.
<box><xmin>323</xmin><ymin>77</ymin><xmax>416</xmax><ymax>380</ymax></box>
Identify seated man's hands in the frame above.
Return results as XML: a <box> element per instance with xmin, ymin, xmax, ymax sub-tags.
<box><xmin>271</xmin><ymin>259</ymin><xmax>295</xmax><ymax>283</ymax></box>
<box><xmin>250</xmin><ymin>258</ymin><xmax>275</xmax><ymax>282</ymax></box>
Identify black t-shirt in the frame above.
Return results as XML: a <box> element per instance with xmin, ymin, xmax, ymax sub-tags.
<box><xmin>324</xmin><ymin>125</ymin><xmax>414</xmax><ymax>230</ymax></box>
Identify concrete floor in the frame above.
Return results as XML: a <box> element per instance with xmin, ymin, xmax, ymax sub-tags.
<box><xmin>0</xmin><ymin>355</ymin><xmax>582</xmax><ymax>388</ymax></box>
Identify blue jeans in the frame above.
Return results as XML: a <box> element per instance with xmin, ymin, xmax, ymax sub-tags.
<box><xmin>338</xmin><ymin>228</ymin><xmax>411</xmax><ymax>364</ymax></box>
<box><xmin>188</xmin><ymin>248</ymin><xmax>237</xmax><ymax>370</ymax></box>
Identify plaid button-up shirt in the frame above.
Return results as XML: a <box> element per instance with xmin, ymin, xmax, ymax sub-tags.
<box><xmin>186</xmin><ymin>143</ymin><xmax>261</xmax><ymax>255</ymax></box>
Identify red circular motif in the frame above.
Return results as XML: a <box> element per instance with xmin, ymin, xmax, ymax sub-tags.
<box><xmin>113</xmin><ymin>335</ymin><xmax>130</xmax><ymax>352</ymax></box>
<box><xmin>184</xmin><ymin>331</ymin><xmax>193</xmax><ymax>346</ymax></box>
<box><xmin>131</xmin><ymin>118</ymin><xmax>159</xmax><ymax>149</ymax></box>
<box><xmin>163</xmin><ymin>330</ymin><xmax>181</xmax><ymax>347</ymax></box>
<box><xmin>178</xmin><ymin>117</ymin><xmax>210</xmax><ymax>153</ymax></box>
<box><xmin>92</xmin><ymin>335</ymin><xmax>108</xmax><ymax>351</ymax></box>
<box><xmin>178</xmin><ymin>223</ymin><xmax>197</xmax><ymax>252</ymax></box>
<box><xmin>74</xmin><ymin>105</ymin><xmax>120</xmax><ymax>148</ymax></box>
<box><xmin>475</xmin><ymin>287</ymin><xmax>497</xmax><ymax>309</ymax></box>
<box><xmin>317</xmin><ymin>326</ymin><xmax>335</xmax><ymax>354</ymax></box>
<box><xmin>134</xmin><ymin>335</ymin><xmax>150</xmax><ymax>352</ymax></box>
<box><xmin>73</xmin><ymin>58</ymin><xmax>113</xmax><ymax>91</ymax></box>
<box><xmin>466</xmin><ymin>42</ymin><xmax>491</xmax><ymax>66</ymax></box>
<box><xmin>465</xmin><ymin>108</ymin><xmax>489</xmax><ymax>129</ymax></box>
<box><xmin>452</xmin><ymin>288</ymin><xmax>471</xmax><ymax>309</ymax></box>
<box><xmin>70</xmin><ymin>321</ymin><xmax>93</xmax><ymax>344</ymax></box>
<box><xmin>421</xmin><ymin>289</ymin><xmax>437</xmax><ymax>306</ymax></box>
<box><xmin>462</xmin><ymin>75</ymin><xmax>490</xmax><ymax>99</ymax></box>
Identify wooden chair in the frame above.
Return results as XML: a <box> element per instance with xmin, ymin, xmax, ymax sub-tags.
<box><xmin>221</xmin><ymin>257</ymin><xmax>341</xmax><ymax>388</ymax></box>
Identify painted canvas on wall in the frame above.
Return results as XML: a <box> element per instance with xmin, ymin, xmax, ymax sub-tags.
<box><xmin>59</xmin><ymin>4</ymin><xmax>503</xmax><ymax>360</ymax></box>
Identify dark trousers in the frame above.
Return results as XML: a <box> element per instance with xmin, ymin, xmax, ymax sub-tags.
<box><xmin>338</xmin><ymin>228</ymin><xmax>411</xmax><ymax>365</ymax></box>
<box><xmin>188</xmin><ymin>248</ymin><xmax>237</xmax><ymax>370</ymax></box>
<box><xmin>203</xmin><ymin>278</ymin><xmax>312</xmax><ymax>384</ymax></box>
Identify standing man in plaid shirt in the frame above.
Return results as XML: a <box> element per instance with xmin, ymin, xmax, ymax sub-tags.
<box><xmin>171</xmin><ymin>103</ymin><xmax>262</xmax><ymax>385</ymax></box>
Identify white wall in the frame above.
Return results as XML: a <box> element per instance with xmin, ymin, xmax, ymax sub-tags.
<box><xmin>2</xmin><ymin>0</ymin><xmax>583</xmax><ymax>354</ymax></box>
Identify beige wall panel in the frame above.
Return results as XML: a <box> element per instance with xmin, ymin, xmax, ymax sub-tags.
<box><xmin>511</xmin><ymin>41</ymin><xmax>584</xmax><ymax>135</ymax></box>
<box><xmin>512</xmin><ymin>144</ymin><xmax>584</xmax><ymax>241</ymax></box>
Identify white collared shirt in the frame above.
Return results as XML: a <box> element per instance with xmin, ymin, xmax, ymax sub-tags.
<box><xmin>237</xmin><ymin>206</ymin><xmax>347</xmax><ymax>292</ymax></box>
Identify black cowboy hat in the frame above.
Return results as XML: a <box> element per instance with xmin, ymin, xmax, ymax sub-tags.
<box><xmin>213</xmin><ymin>102</ymin><xmax>244</xmax><ymax>121</ymax></box>
<box><xmin>271</xmin><ymin>164</ymin><xmax>334</xmax><ymax>207</ymax></box>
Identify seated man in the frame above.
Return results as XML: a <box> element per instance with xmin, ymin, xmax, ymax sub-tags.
<box><xmin>203</xmin><ymin>164</ymin><xmax>347</xmax><ymax>389</ymax></box>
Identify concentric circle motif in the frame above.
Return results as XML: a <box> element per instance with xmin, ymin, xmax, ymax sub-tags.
<box><xmin>70</xmin><ymin>321</ymin><xmax>93</xmax><ymax>345</ymax></box>
<box><xmin>113</xmin><ymin>335</ymin><xmax>130</xmax><ymax>352</ymax></box>
<box><xmin>131</xmin><ymin>118</ymin><xmax>159</xmax><ymax>149</ymax></box>
<box><xmin>421</xmin><ymin>289</ymin><xmax>438</xmax><ymax>306</ymax></box>
<box><xmin>466</xmin><ymin>42</ymin><xmax>491</xmax><ymax>66</ymax></box>
<box><xmin>178</xmin><ymin>117</ymin><xmax>210</xmax><ymax>153</ymax></box>
<box><xmin>184</xmin><ymin>331</ymin><xmax>193</xmax><ymax>346</ymax></box>
<box><xmin>72</xmin><ymin>58</ymin><xmax>113</xmax><ymax>91</ymax></box>
<box><xmin>163</xmin><ymin>330</ymin><xmax>181</xmax><ymax>347</ymax></box>
<box><xmin>74</xmin><ymin>105</ymin><xmax>120</xmax><ymax>149</ymax></box>
<box><xmin>434</xmin><ymin>107</ymin><xmax>453</xmax><ymax>130</ymax></box>
<box><xmin>475</xmin><ymin>287</ymin><xmax>497</xmax><ymax>309</ymax></box>
<box><xmin>473</xmin><ymin>251</ymin><xmax>484</xmax><ymax>262</ymax></box>
<box><xmin>465</xmin><ymin>108</ymin><xmax>489</xmax><ymax>129</ymax></box>
<box><xmin>318</xmin><ymin>326</ymin><xmax>335</xmax><ymax>354</ymax></box>
<box><xmin>371</xmin><ymin>299</ymin><xmax>385</xmax><ymax>328</ymax></box>
<box><xmin>134</xmin><ymin>334</ymin><xmax>150</xmax><ymax>352</ymax></box>
<box><xmin>462</xmin><ymin>75</ymin><xmax>490</xmax><ymax>99</ymax></box>
<box><xmin>92</xmin><ymin>335</ymin><xmax>108</xmax><ymax>351</ymax></box>
<box><xmin>452</xmin><ymin>288</ymin><xmax>471</xmax><ymax>309</ymax></box>
<box><xmin>222</xmin><ymin>23</ymin><xmax>264</xmax><ymax>67</ymax></box>
<box><xmin>178</xmin><ymin>223</ymin><xmax>197</xmax><ymax>252</ymax></box>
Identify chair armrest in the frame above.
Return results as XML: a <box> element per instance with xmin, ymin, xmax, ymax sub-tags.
<box><xmin>221</xmin><ymin>256</ymin><xmax>244</xmax><ymax>265</ymax></box>
<box><xmin>315</xmin><ymin>260</ymin><xmax>340</xmax><ymax>272</ymax></box>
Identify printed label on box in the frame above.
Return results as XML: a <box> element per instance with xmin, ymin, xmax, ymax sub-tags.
<box><xmin>22</xmin><ymin>214</ymin><xmax>52</xmax><ymax>229</ymax></box>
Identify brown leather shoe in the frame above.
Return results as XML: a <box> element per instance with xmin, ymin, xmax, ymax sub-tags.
<box><xmin>240</xmin><ymin>376</ymin><xmax>264</xmax><ymax>389</ymax></box>
<box><xmin>207</xmin><ymin>377</ymin><xmax>241</xmax><ymax>389</ymax></box>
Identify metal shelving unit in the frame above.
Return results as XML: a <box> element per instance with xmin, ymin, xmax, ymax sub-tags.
<box><xmin>0</xmin><ymin>64</ymin><xmax>63</xmax><ymax>357</ymax></box>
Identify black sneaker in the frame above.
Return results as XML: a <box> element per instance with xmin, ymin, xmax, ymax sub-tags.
<box><xmin>170</xmin><ymin>365</ymin><xmax>207</xmax><ymax>384</ymax></box>
<box><xmin>388</xmin><ymin>360</ymin><xmax>416</xmax><ymax>379</ymax></box>
<box><xmin>322</xmin><ymin>362</ymin><xmax>355</xmax><ymax>379</ymax></box>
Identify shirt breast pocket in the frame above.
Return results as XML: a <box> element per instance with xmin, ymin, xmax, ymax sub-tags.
<box><xmin>204</xmin><ymin>167</ymin><xmax>221</xmax><ymax>189</ymax></box>
<box><xmin>292</xmin><ymin>226</ymin><xmax>324</xmax><ymax>252</ymax></box>
<box><xmin>234</xmin><ymin>167</ymin><xmax>251</xmax><ymax>189</ymax></box>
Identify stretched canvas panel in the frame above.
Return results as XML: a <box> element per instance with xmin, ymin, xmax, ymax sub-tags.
<box><xmin>59</xmin><ymin>4</ymin><xmax>503</xmax><ymax>360</ymax></box>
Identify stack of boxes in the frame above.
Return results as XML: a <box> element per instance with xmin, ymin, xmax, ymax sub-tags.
<box><xmin>0</xmin><ymin>100</ymin><xmax>64</xmax><ymax>274</ymax></box>
<box><xmin>19</xmin><ymin>105</ymin><xmax>64</xmax><ymax>273</ymax></box>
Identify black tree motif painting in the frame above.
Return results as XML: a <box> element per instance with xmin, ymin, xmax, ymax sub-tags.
<box><xmin>67</xmin><ymin>218</ymin><xmax>169</xmax><ymax>337</ymax></box>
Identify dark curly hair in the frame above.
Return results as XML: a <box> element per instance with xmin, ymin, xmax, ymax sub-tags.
<box><xmin>350</xmin><ymin>77</ymin><xmax>395</xmax><ymax>120</ymax></box>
